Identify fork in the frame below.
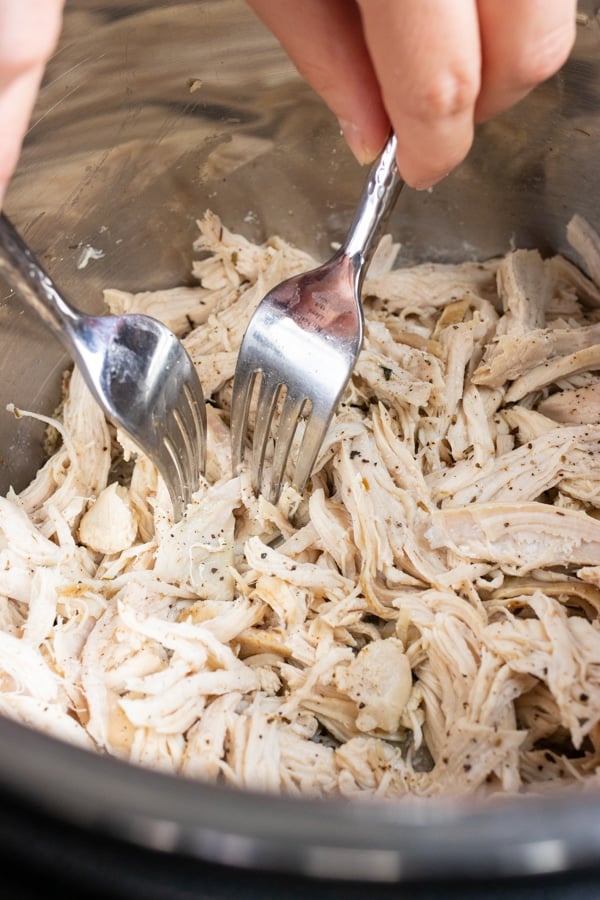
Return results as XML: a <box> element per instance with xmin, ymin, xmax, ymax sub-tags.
<box><xmin>0</xmin><ymin>213</ymin><xmax>206</xmax><ymax>520</ymax></box>
<box><xmin>231</xmin><ymin>134</ymin><xmax>403</xmax><ymax>502</ymax></box>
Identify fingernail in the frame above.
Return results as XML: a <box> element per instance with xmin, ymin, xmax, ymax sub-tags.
<box><xmin>338</xmin><ymin>119</ymin><xmax>376</xmax><ymax>166</ymax></box>
<box><xmin>412</xmin><ymin>172</ymin><xmax>450</xmax><ymax>192</ymax></box>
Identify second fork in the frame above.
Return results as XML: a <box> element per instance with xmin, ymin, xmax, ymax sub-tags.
<box><xmin>231</xmin><ymin>134</ymin><xmax>403</xmax><ymax>503</ymax></box>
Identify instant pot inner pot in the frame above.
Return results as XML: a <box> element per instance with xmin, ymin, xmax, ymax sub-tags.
<box><xmin>0</xmin><ymin>0</ymin><xmax>599</xmax><ymax>884</ymax></box>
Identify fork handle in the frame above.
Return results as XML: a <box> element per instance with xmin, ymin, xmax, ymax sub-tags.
<box><xmin>341</xmin><ymin>133</ymin><xmax>404</xmax><ymax>286</ymax></box>
<box><xmin>0</xmin><ymin>213</ymin><xmax>79</xmax><ymax>346</ymax></box>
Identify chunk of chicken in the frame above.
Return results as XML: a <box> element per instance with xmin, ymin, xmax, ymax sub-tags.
<box><xmin>429</xmin><ymin>503</ymin><xmax>600</xmax><ymax>572</ymax></box>
<box><xmin>335</xmin><ymin>638</ymin><xmax>412</xmax><ymax>733</ymax></box>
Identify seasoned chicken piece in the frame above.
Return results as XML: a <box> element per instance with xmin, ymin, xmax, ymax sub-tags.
<box><xmin>79</xmin><ymin>482</ymin><xmax>138</xmax><ymax>555</ymax></box>
<box><xmin>104</xmin><ymin>285</ymin><xmax>217</xmax><ymax>337</ymax></box>
<box><xmin>495</xmin><ymin>249</ymin><xmax>552</xmax><ymax>335</ymax></box>
<box><xmin>549</xmin><ymin>254</ymin><xmax>600</xmax><ymax>308</ymax></box>
<box><xmin>193</xmin><ymin>209</ymin><xmax>315</xmax><ymax>289</ymax></box>
<box><xmin>205</xmin><ymin>405</ymin><xmax>232</xmax><ymax>482</ymax></box>
<box><xmin>502</xmin><ymin>405</ymin><xmax>560</xmax><ymax>441</ymax></box>
<box><xmin>0</xmin><ymin>494</ymin><xmax>92</xmax><ymax>607</ymax></box>
<box><xmin>335</xmin><ymin>736</ymin><xmax>416</xmax><ymax>797</ymax></box>
<box><xmin>371</xmin><ymin>404</ymin><xmax>431</xmax><ymax>503</ymax></box>
<box><xmin>16</xmin><ymin>368</ymin><xmax>111</xmax><ymax>535</ymax></box>
<box><xmin>154</xmin><ymin>478</ymin><xmax>239</xmax><ymax>601</ymax></box>
<box><xmin>567</xmin><ymin>214</ymin><xmax>600</xmax><ymax>287</ymax></box>
<box><xmin>474</xmin><ymin>322</ymin><xmax>600</xmax><ymax>389</ymax></box>
<box><xmin>504</xmin><ymin>343</ymin><xmax>600</xmax><ymax>403</ymax></box>
<box><xmin>448</xmin><ymin>384</ymin><xmax>497</xmax><ymax>465</ymax></box>
<box><xmin>355</xmin><ymin>349</ymin><xmax>432</xmax><ymax>409</ymax></box>
<box><xmin>0</xmin><ymin>694</ymin><xmax>95</xmax><ymax>749</ymax></box>
<box><xmin>364</xmin><ymin>259</ymin><xmax>498</xmax><ymax>310</ymax></box>
<box><xmin>332</xmin><ymin>431</ymin><xmax>444</xmax><ymax>598</ymax></box>
<box><xmin>181</xmin><ymin>693</ymin><xmax>240</xmax><ymax>781</ymax></box>
<box><xmin>308</xmin><ymin>489</ymin><xmax>357</xmax><ymax>579</ymax></box>
<box><xmin>484</xmin><ymin>590</ymin><xmax>600</xmax><ymax>748</ymax></box>
<box><xmin>0</xmin><ymin>629</ymin><xmax>60</xmax><ymax>700</ymax></box>
<box><xmin>335</xmin><ymin>638</ymin><xmax>412</xmax><ymax>733</ymax></box>
<box><xmin>438</xmin><ymin>426</ymin><xmax>600</xmax><ymax>507</ymax></box>
<box><xmin>245</xmin><ymin>535</ymin><xmax>353</xmax><ymax>599</ymax></box>
<box><xmin>278</xmin><ymin>724</ymin><xmax>339</xmax><ymax>796</ymax></box>
<box><xmin>429</xmin><ymin>503</ymin><xmax>600</xmax><ymax>572</ymax></box>
<box><xmin>538</xmin><ymin>382</ymin><xmax>600</xmax><ymax>424</ymax></box>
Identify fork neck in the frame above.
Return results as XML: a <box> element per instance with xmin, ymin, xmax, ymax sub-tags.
<box><xmin>341</xmin><ymin>134</ymin><xmax>404</xmax><ymax>287</ymax></box>
<box><xmin>0</xmin><ymin>213</ymin><xmax>80</xmax><ymax>347</ymax></box>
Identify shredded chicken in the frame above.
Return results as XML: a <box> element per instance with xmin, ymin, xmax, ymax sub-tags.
<box><xmin>3</xmin><ymin>210</ymin><xmax>600</xmax><ymax>801</ymax></box>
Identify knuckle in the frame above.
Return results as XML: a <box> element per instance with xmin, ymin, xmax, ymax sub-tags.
<box><xmin>512</xmin><ymin>21</ymin><xmax>575</xmax><ymax>87</ymax></box>
<box><xmin>0</xmin><ymin>41</ymin><xmax>52</xmax><ymax>81</ymax></box>
<box><xmin>409</xmin><ymin>68</ymin><xmax>479</xmax><ymax>121</ymax></box>
<box><xmin>0</xmin><ymin>55</ymin><xmax>39</xmax><ymax>81</ymax></box>
<box><xmin>0</xmin><ymin>4</ymin><xmax>63</xmax><ymax>81</ymax></box>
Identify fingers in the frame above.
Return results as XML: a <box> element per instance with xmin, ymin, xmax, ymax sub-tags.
<box><xmin>248</xmin><ymin>0</ymin><xmax>576</xmax><ymax>192</ymax></box>
<box><xmin>475</xmin><ymin>0</ymin><xmax>577</xmax><ymax>123</ymax></box>
<box><xmin>357</xmin><ymin>0</ymin><xmax>482</xmax><ymax>189</ymax></box>
<box><xmin>0</xmin><ymin>0</ymin><xmax>65</xmax><ymax>206</ymax></box>
<box><xmin>246</xmin><ymin>0</ymin><xmax>390</xmax><ymax>164</ymax></box>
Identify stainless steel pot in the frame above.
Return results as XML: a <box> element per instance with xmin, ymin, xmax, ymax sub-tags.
<box><xmin>0</xmin><ymin>0</ymin><xmax>599</xmax><ymax>884</ymax></box>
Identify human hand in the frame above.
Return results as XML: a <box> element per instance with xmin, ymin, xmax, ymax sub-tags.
<box><xmin>0</xmin><ymin>0</ymin><xmax>65</xmax><ymax>207</ymax></box>
<box><xmin>247</xmin><ymin>0</ymin><xmax>577</xmax><ymax>189</ymax></box>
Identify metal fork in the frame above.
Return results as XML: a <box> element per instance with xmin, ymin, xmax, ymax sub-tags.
<box><xmin>231</xmin><ymin>134</ymin><xmax>403</xmax><ymax>502</ymax></box>
<box><xmin>0</xmin><ymin>213</ymin><xmax>206</xmax><ymax>520</ymax></box>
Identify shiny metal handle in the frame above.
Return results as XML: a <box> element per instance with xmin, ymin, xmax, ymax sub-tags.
<box><xmin>342</xmin><ymin>133</ymin><xmax>404</xmax><ymax>282</ymax></box>
<box><xmin>0</xmin><ymin>213</ymin><xmax>78</xmax><ymax>347</ymax></box>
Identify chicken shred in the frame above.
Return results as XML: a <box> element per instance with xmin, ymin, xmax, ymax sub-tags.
<box><xmin>2</xmin><ymin>210</ymin><xmax>600</xmax><ymax>801</ymax></box>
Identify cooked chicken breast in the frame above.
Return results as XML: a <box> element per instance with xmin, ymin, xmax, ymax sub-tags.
<box><xmin>2</xmin><ymin>211</ymin><xmax>600</xmax><ymax>800</ymax></box>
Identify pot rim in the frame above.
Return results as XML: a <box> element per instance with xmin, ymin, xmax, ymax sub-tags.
<box><xmin>1</xmin><ymin>713</ymin><xmax>599</xmax><ymax>882</ymax></box>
